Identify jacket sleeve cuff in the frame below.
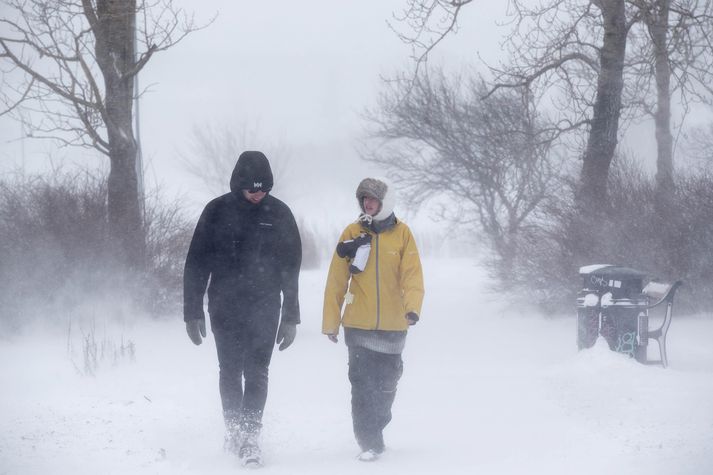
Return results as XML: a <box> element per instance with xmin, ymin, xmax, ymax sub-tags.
<box><xmin>281</xmin><ymin>302</ymin><xmax>301</xmax><ymax>324</ymax></box>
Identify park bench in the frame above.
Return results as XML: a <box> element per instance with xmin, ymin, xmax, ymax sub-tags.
<box><xmin>577</xmin><ymin>264</ymin><xmax>683</xmax><ymax>367</ymax></box>
<box><xmin>597</xmin><ymin>279</ymin><xmax>683</xmax><ymax>367</ymax></box>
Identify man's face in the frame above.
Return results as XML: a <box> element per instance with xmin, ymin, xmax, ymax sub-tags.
<box><xmin>243</xmin><ymin>189</ymin><xmax>267</xmax><ymax>204</ymax></box>
<box><xmin>363</xmin><ymin>196</ymin><xmax>381</xmax><ymax>216</ymax></box>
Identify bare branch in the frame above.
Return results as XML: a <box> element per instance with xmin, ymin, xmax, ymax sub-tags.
<box><xmin>388</xmin><ymin>0</ymin><xmax>475</xmax><ymax>88</ymax></box>
<box><xmin>484</xmin><ymin>52</ymin><xmax>600</xmax><ymax>99</ymax></box>
<box><xmin>0</xmin><ymin>78</ymin><xmax>35</xmax><ymax>117</ymax></box>
<box><xmin>0</xmin><ymin>38</ymin><xmax>97</xmax><ymax>109</ymax></box>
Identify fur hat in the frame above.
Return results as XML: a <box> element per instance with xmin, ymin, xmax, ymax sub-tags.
<box><xmin>356</xmin><ymin>177</ymin><xmax>395</xmax><ymax>221</ymax></box>
<box><xmin>230</xmin><ymin>151</ymin><xmax>274</xmax><ymax>193</ymax></box>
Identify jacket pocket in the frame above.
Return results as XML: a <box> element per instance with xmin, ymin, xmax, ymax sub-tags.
<box><xmin>256</xmin><ymin>221</ymin><xmax>275</xmax><ymax>263</ymax></box>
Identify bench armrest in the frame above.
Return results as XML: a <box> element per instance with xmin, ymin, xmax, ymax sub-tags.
<box><xmin>642</xmin><ymin>280</ymin><xmax>683</xmax><ymax>310</ymax></box>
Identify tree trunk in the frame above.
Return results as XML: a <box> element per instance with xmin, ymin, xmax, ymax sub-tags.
<box><xmin>579</xmin><ymin>0</ymin><xmax>628</xmax><ymax>211</ymax></box>
<box><xmin>94</xmin><ymin>0</ymin><xmax>146</xmax><ymax>270</ymax></box>
<box><xmin>646</xmin><ymin>0</ymin><xmax>678</xmax><ymax>274</ymax></box>
<box><xmin>650</xmin><ymin>0</ymin><xmax>675</xmax><ymax>202</ymax></box>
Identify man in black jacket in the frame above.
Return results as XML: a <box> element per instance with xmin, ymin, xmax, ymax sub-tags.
<box><xmin>183</xmin><ymin>151</ymin><xmax>301</xmax><ymax>467</ymax></box>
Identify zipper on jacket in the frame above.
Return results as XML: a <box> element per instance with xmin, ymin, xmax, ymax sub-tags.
<box><xmin>375</xmin><ymin>233</ymin><xmax>380</xmax><ymax>330</ymax></box>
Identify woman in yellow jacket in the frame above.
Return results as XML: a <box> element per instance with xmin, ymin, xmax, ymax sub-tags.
<box><xmin>323</xmin><ymin>177</ymin><xmax>425</xmax><ymax>462</ymax></box>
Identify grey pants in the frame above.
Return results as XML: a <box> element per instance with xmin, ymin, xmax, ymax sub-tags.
<box><xmin>348</xmin><ymin>345</ymin><xmax>404</xmax><ymax>452</ymax></box>
<box><xmin>212</xmin><ymin>299</ymin><xmax>280</xmax><ymax>436</ymax></box>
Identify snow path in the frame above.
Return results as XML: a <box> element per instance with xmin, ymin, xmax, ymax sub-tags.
<box><xmin>2</xmin><ymin>258</ymin><xmax>713</xmax><ymax>474</ymax></box>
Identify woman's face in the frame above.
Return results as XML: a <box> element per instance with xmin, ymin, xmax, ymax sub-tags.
<box><xmin>363</xmin><ymin>196</ymin><xmax>381</xmax><ymax>216</ymax></box>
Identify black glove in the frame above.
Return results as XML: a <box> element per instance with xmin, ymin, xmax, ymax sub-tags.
<box><xmin>276</xmin><ymin>321</ymin><xmax>297</xmax><ymax>351</ymax></box>
<box><xmin>336</xmin><ymin>233</ymin><xmax>372</xmax><ymax>259</ymax></box>
<box><xmin>186</xmin><ymin>319</ymin><xmax>206</xmax><ymax>345</ymax></box>
<box><xmin>406</xmin><ymin>312</ymin><xmax>419</xmax><ymax>326</ymax></box>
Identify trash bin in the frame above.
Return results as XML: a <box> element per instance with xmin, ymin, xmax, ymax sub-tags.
<box><xmin>576</xmin><ymin>264</ymin><xmax>649</xmax><ymax>361</ymax></box>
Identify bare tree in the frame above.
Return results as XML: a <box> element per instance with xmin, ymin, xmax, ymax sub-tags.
<box><xmin>627</xmin><ymin>0</ymin><xmax>713</xmax><ymax>201</ymax></box>
<box><xmin>627</xmin><ymin>0</ymin><xmax>675</xmax><ymax>200</ymax></box>
<box><xmin>390</xmin><ymin>1</ymin><xmax>635</xmax><ymax>212</ymax></box>
<box><xmin>363</xmin><ymin>69</ymin><xmax>561</xmax><ymax>267</ymax></box>
<box><xmin>0</xmin><ymin>0</ymin><xmax>207</xmax><ymax>270</ymax></box>
<box><xmin>486</xmin><ymin>0</ymin><xmax>634</xmax><ymax>212</ymax></box>
<box><xmin>393</xmin><ymin>1</ymin><xmax>713</xmax><ymax>209</ymax></box>
<box><xmin>178</xmin><ymin>121</ymin><xmax>295</xmax><ymax>200</ymax></box>
<box><xmin>580</xmin><ymin>1</ymin><xmax>629</xmax><ymax>209</ymax></box>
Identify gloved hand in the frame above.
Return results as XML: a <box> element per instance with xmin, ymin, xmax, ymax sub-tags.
<box><xmin>406</xmin><ymin>312</ymin><xmax>419</xmax><ymax>326</ymax></box>
<box><xmin>276</xmin><ymin>321</ymin><xmax>297</xmax><ymax>351</ymax></box>
<box><xmin>186</xmin><ymin>319</ymin><xmax>206</xmax><ymax>345</ymax></box>
<box><xmin>327</xmin><ymin>333</ymin><xmax>339</xmax><ymax>343</ymax></box>
<box><xmin>336</xmin><ymin>233</ymin><xmax>372</xmax><ymax>259</ymax></box>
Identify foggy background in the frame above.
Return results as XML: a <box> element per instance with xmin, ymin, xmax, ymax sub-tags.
<box><xmin>1</xmin><ymin>1</ymin><xmax>509</xmax><ymax>227</ymax></box>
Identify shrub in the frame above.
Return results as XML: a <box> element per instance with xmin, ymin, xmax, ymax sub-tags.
<box><xmin>500</xmin><ymin>157</ymin><xmax>713</xmax><ymax>314</ymax></box>
<box><xmin>0</xmin><ymin>168</ymin><xmax>192</xmax><ymax>330</ymax></box>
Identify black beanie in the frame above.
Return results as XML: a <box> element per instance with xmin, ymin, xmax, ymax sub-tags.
<box><xmin>230</xmin><ymin>151</ymin><xmax>274</xmax><ymax>193</ymax></box>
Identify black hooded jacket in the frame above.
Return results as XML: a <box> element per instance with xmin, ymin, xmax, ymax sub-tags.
<box><xmin>183</xmin><ymin>152</ymin><xmax>301</xmax><ymax>326</ymax></box>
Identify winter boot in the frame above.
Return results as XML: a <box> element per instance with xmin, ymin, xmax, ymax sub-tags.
<box><xmin>223</xmin><ymin>430</ymin><xmax>243</xmax><ymax>455</ymax></box>
<box><xmin>357</xmin><ymin>448</ymin><xmax>382</xmax><ymax>462</ymax></box>
<box><xmin>223</xmin><ymin>418</ymin><xmax>243</xmax><ymax>455</ymax></box>
<box><xmin>238</xmin><ymin>433</ymin><xmax>263</xmax><ymax>468</ymax></box>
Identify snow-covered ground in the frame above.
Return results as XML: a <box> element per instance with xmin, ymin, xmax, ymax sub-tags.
<box><xmin>2</xmin><ymin>258</ymin><xmax>713</xmax><ymax>474</ymax></box>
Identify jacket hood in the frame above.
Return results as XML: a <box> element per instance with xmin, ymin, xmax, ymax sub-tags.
<box><xmin>230</xmin><ymin>151</ymin><xmax>274</xmax><ymax>194</ymax></box>
<box><xmin>356</xmin><ymin>177</ymin><xmax>395</xmax><ymax>222</ymax></box>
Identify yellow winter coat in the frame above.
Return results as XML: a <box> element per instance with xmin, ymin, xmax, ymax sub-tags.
<box><xmin>322</xmin><ymin>220</ymin><xmax>425</xmax><ymax>334</ymax></box>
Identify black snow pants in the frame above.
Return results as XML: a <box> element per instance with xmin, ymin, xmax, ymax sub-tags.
<box><xmin>348</xmin><ymin>345</ymin><xmax>404</xmax><ymax>452</ymax></box>
<box><xmin>212</xmin><ymin>296</ymin><xmax>280</xmax><ymax>437</ymax></box>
